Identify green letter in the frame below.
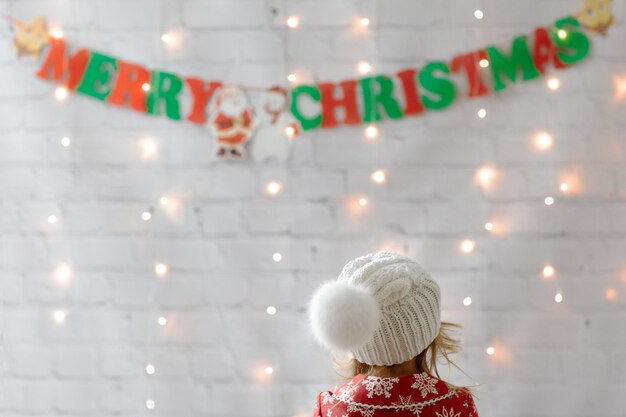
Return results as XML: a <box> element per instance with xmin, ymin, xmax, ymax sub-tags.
<box><xmin>359</xmin><ymin>76</ymin><xmax>403</xmax><ymax>122</ymax></box>
<box><xmin>552</xmin><ymin>16</ymin><xmax>590</xmax><ymax>65</ymax></box>
<box><xmin>486</xmin><ymin>35</ymin><xmax>541</xmax><ymax>91</ymax></box>
<box><xmin>418</xmin><ymin>62</ymin><xmax>456</xmax><ymax>110</ymax></box>
<box><xmin>290</xmin><ymin>85</ymin><xmax>322</xmax><ymax>131</ymax></box>
<box><xmin>76</xmin><ymin>52</ymin><xmax>117</xmax><ymax>101</ymax></box>
<box><xmin>146</xmin><ymin>70</ymin><xmax>183</xmax><ymax>120</ymax></box>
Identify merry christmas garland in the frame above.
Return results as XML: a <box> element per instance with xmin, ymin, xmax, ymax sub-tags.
<box><xmin>8</xmin><ymin>5</ymin><xmax>614</xmax><ymax>160</ymax></box>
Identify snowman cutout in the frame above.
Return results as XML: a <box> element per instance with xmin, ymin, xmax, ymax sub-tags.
<box><xmin>208</xmin><ymin>85</ymin><xmax>257</xmax><ymax>159</ymax></box>
<box><xmin>251</xmin><ymin>86</ymin><xmax>297</xmax><ymax>162</ymax></box>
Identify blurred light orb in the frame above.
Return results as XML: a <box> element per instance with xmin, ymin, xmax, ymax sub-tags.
<box><xmin>371</xmin><ymin>169</ymin><xmax>387</xmax><ymax>184</ymax></box>
<box><xmin>547</xmin><ymin>77</ymin><xmax>560</xmax><ymax>91</ymax></box>
<box><xmin>555</xmin><ymin>291</ymin><xmax>563</xmax><ymax>303</ymax></box>
<box><xmin>286</xmin><ymin>16</ymin><xmax>299</xmax><ymax>28</ymax></box>
<box><xmin>479</xmin><ymin>59</ymin><xmax>489</xmax><ymax>68</ymax></box>
<box><xmin>272</xmin><ymin>252</ymin><xmax>282</xmax><ymax>263</ymax></box>
<box><xmin>146</xmin><ymin>364</ymin><xmax>156</xmax><ymax>375</ymax></box>
<box><xmin>155</xmin><ymin>263</ymin><xmax>169</xmax><ymax>276</ymax></box>
<box><xmin>53</xmin><ymin>310</ymin><xmax>67</xmax><ymax>323</ymax></box>
<box><xmin>484</xmin><ymin>222</ymin><xmax>494</xmax><ymax>231</ymax></box>
<box><xmin>486</xmin><ymin>346</ymin><xmax>495</xmax><ymax>355</ymax></box>
<box><xmin>266</xmin><ymin>181</ymin><xmax>283</xmax><ymax>196</ymax></box>
<box><xmin>535</xmin><ymin>132</ymin><xmax>554</xmax><ymax>150</ymax></box>
<box><xmin>266</xmin><ymin>306</ymin><xmax>277</xmax><ymax>315</ymax></box>
<box><xmin>157</xmin><ymin>316</ymin><xmax>167</xmax><ymax>326</ymax></box>
<box><xmin>460</xmin><ymin>239</ymin><xmax>476</xmax><ymax>253</ymax></box>
<box><xmin>55</xmin><ymin>86</ymin><xmax>69</xmax><ymax>101</ymax></box>
<box><xmin>61</xmin><ymin>136</ymin><xmax>71</xmax><ymax>147</ymax></box>
<box><xmin>365</xmin><ymin>125</ymin><xmax>379</xmax><ymax>139</ymax></box>
<box><xmin>48</xmin><ymin>214</ymin><xmax>57</xmax><ymax>224</ymax></box>
<box><xmin>542</xmin><ymin>265</ymin><xmax>556</xmax><ymax>279</ymax></box>
<box><xmin>544</xmin><ymin>196</ymin><xmax>555</xmax><ymax>206</ymax></box>
<box><xmin>287</xmin><ymin>73</ymin><xmax>297</xmax><ymax>83</ymax></box>
<box><xmin>474</xmin><ymin>9</ymin><xmax>484</xmax><ymax>19</ymax></box>
<box><xmin>264</xmin><ymin>366</ymin><xmax>274</xmax><ymax>375</ymax></box>
<box><xmin>463</xmin><ymin>296</ymin><xmax>472</xmax><ymax>306</ymax></box>
<box><xmin>360</xmin><ymin>17</ymin><xmax>370</xmax><ymax>27</ymax></box>
<box><xmin>477</xmin><ymin>108</ymin><xmax>487</xmax><ymax>119</ymax></box>
<box><xmin>358</xmin><ymin>61</ymin><xmax>372</xmax><ymax>74</ymax></box>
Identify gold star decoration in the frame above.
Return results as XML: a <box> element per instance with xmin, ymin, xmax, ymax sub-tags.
<box><xmin>13</xmin><ymin>16</ymin><xmax>50</xmax><ymax>58</ymax></box>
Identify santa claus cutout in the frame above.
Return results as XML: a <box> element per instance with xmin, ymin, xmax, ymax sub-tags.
<box><xmin>208</xmin><ymin>85</ymin><xmax>257</xmax><ymax>159</ymax></box>
<box><xmin>250</xmin><ymin>86</ymin><xmax>297</xmax><ymax>162</ymax></box>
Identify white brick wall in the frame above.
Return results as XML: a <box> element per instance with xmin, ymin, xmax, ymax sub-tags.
<box><xmin>1</xmin><ymin>0</ymin><xmax>626</xmax><ymax>416</ymax></box>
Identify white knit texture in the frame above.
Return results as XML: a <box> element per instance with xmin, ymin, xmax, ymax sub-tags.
<box><xmin>337</xmin><ymin>252</ymin><xmax>441</xmax><ymax>366</ymax></box>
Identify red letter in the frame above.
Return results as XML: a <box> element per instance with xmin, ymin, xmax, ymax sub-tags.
<box><xmin>533</xmin><ymin>27</ymin><xmax>566</xmax><ymax>74</ymax></box>
<box><xmin>396</xmin><ymin>69</ymin><xmax>425</xmax><ymax>116</ymax></box>
<box><xmin>185</xmin><ymin>78</ymin><xmax>222</xmax><ymax>124</ymax></box>
<box><xmin>36</xmin><ymin>37</ymin><xmax>89</xmax><ymax>90</ymax></box>
<box><xmin>107</xmin><ymin>61</ymin><xmax>150</xmax><ymax>112</ymax></box>
<box><xmin>319</xmin><ymin>80</ymin><xmax>361</xmax><ymax>128</ymax></box>
<box><xmin>450</xmin><ymin>51</ymin><xmax>490</xmax><ymax>98</ymax></box>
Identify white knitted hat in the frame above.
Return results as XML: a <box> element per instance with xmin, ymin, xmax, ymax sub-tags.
<box><xmin>308</xmin><ymin>252</ymin><xmax>441</xmax><ymax>366</ymax></box>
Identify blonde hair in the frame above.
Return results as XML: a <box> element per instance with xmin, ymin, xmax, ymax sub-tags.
<box><xmin>332</xmin><ymin>321</ymin><xmax>476</xmax><ymax>394</ymax></box>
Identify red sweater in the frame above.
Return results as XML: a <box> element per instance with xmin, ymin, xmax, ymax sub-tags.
<box><xmin>312</xmin><ymin>371</ymin><xmax>478</xmax><ymax>417</ymax></box>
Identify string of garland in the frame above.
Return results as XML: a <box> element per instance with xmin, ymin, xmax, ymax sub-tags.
<box><xmin>34</xmin><ymin>16</ymin><xmax>591</xmax><ymax>131</ymax></box>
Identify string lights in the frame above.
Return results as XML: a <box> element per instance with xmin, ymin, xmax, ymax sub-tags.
<box><xmin>157</xmin><ymin>316</ymin><xmax>167</xmax><ymax>326</ymax></box>
<box><xmin>476</xmin><ymin>166</ymin><xmax>496</xmax><ymax>188</ymax></box>
<box><xmin>542</xmin><ymin>265</ymin><xmax>556</xmax><ymax>279</ymax></box>
<box><xmin>358</xmin><ymin>197</ymin><xmax>368</xmax><ymax>207</ymax></box>
<box><xmin>272</xmin><ymin>252</ymin><xmax>282</xmax><ymax>263</ymax></box>
<box><xmin>554</xmin><ymin>290</ymin><xmax>563</xmax><ymax>303</ymax></box>
<box><xmin>365</xmin><ymin>124</ymin><xmax>379</xmax><ymax>139</ymax></box>
<box><xmin>264</xmin><ymin>366</ymin><xmax>274</xmax><ymax>375</ymax></box>
<box><xmin>358</xmin><ymin>61</ymin><xmax>372</xmax><ymax>74</ymax></box>
<box><xmin>141</xmin><ymin>82</ymin><xmax>151</xmax><ymax>92</ymax></box>
<box><xmin>605</xmin><ymin>288</ymin><xmax>618</xmax><ymax>301</ymax></box>
<box><xmin>286</xmin><ymin>16</ymin><xmax>299</xmax><ymax>28</ymax></box>
<box><xmin>50</xmin><ymin>28</ymin><xmax>64</xmax><ymax>39</ymax></box>
<box><xmin>534</xmin><ymin>132</ymin><xmax>554</xmax><ymax>150</ymax></box>
<box><xmin>486</xmin><ymin>346</ymin><xmax>495</xmax><ymax>355</ymax></box>
<box><xmin>141</xmin><ymin>211</ymin><xmax>152</xmax><ymax>221</ymax></box>
<box><xmin>54</xmin><ymin>263</ymin><xmax>73</xmax><ymax>285</ymax></box>
<box><xmin>146</xmin><ymin>364</ymin><xmax>156</xmax><ymax>375</ymax></box>
<box><xmin>474</xmin><ymin>9</ymin><xmax>484</xmax><ymax>20</ymax></box>
<box><xmin>146</xmin><ymin>399</ymin><xmax>156</xmax><ymax>410</ymax></box>
<box><xmin>265</xmin><ymin>181</ymin><xmax>283</xmax><ymax>196</ymax></box>
<box><xmin>460</xmin><ymin>240</ymin><xmax>476</xmax><ymax>254</ymax></box>
<box><xmin>559</xmin><ymin>182</ymin><xmax>570</xmax><ymax>193</ymax></box>
<box><xmin>463</xmin><ymin>297</ymin><xmax>472</xmax><ymax>306</ymax></box>
<box><xmin>547</xmin><ymin>77</ymin><xmax>560</xmax><ymax>90</ymax></box>
<box><xmin>60</xmin><ymin>136</ymin><xmax>71</xmax><ymax>147</ymax></box>
<box><xmin>154</xmin><ymin>263</ymin><xmax>169</xmax><ymax>277</ymax></box>
<box><xmin>266</xmin><ymin>306</ymin><xmax>277</xmax><ymax>315</ymax></box>
<box><xmin>53</xmin><ymin>309</ymin><xmax>67</xmax><ymax>323</ymax></box>
<box><xmin>47</xmin><ymin>214</ymin><xmax>57</xmax><ymax>224</ymax></box>
<box><xmin>139</xmin><ymin>137</ymin><xmax>158</xmax><ymax>160</ymax></box>
<box><xmin>370</xmin><ymin>169</ymin><xmax>387</xmax><ymax>184</ymax></box>
<box><xmin>484</xmin><ymin>222</ymin><xmax>494</xmax><ymax>232</ymax></box>
<box><xmin>54</xmin><ymin>86</ymin><xmax>69</xmax><ymax>101</ymax></box>
<box><xmin>477</xmin><ymin>108</ymin><xmax>487</xmax><ymax>119</ymax></box>
<box><xmin>544</xmin><ymin>196</ymin><xmax>555</xmax><ymax>206</ymax></box>
<box><xmin>360</xmin><ymin>17</ymin><xmax>370</xmax><ymax>27</ymax></box>
<box><xmin>160</xmin><ymin>33</ymin><xmax>172</xmax><ymax>43</ymax></box>
<box><xmin>287</xmin><ymin>73</ymin><xmax>297</xmax><ymax>83</ymax></box>
<box><xmin>479</xmin><ymin>59</ymin><xmax>489</xmax><ymax>68</ymax></box>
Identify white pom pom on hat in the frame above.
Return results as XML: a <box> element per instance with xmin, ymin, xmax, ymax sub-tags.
<box><xmin>308</xmin><ymin>281</ymin><xmax>380</xmax><ymax>352</ymax></box>
<box><xmin>308</xmin><ymin>252</ymin><xmax>441</xmax><ymax>366</ymax></box>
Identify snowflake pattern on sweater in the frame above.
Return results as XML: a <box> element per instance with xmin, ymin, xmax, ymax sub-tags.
<box><xmin>313</xmin><ymin>372</ymin><xmax>478</xmax><ymax>417</ymax></box>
